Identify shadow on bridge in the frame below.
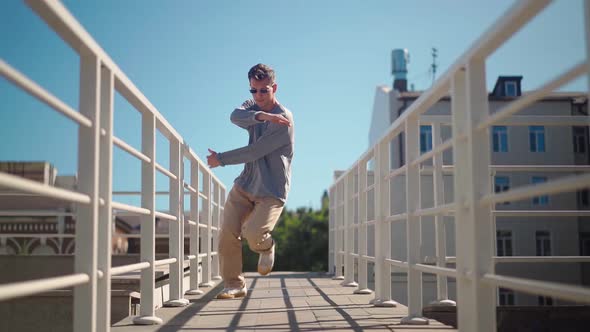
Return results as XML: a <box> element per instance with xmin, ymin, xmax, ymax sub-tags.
<box><xmin>112</xmin><ymin>272</ymin><xmax>455</xmax><ymax>332</ymax></box>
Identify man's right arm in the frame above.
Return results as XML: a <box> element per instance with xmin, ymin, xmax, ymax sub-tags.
<box><xmin>230</xmin><ymin>99</ymin><xmax>264</xmax><ymax>129</ymax></box>
<box><xmin>217</xmin><ymin>119</ymin><xmax>293</xmax><ymax>166</ymax></box>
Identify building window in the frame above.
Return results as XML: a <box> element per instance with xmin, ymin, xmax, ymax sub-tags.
<box><xmin>577</xmin><ymin>189</ymin><xmax>589</xmax><ymax>207</ymax></box>
<box><xmin>497</xmin><ymin>230</ymin><xmax>513</xmax><ymax>256</ymax></box>
<box><xmin>573</xmin><ymin>126</ymin><xmax>588</xmax><ymax>154</ymax></box>
<box><xmin>492</xmin><ymin>126</ymin><xmax>508</xmax><ymax>152</ymax></box>
<box><xmin>532</xmin><ymin>176</ymin><xmax>549</xmax><ymax>206</ymax></box>
<box><xmin>495</xmin><ymin>176</ymin><xmax>510</xmax><ymax>205</ymax></box>
<box><xmin>538</xmin><ymin>296</ymin><xmax>553</xmax><ymax>306</ymax></box>
<box><xmin>572</xmin><ymin>102</ymin><xmax>588</xmax><ymax>115</ymax></box>
<box><xmin>499</xmin><ymin>288</ymin><xmax>515</xmax><ymax>305</ymax></box>
<box><xmin>420</xmin><ymin>125</ymin><xmax>433</xmax><ymax>153</ymax></box>
<box><xmin>504</xmin><ymin>81</ymin><xmax>517</xmax><ymax>97</ymax></box>
<box><xmin>495</xmin><ymin>176</ymin><xmax>510</xmax><ymax>193</ymax></box>
<box><xmin>529</xmin><ymin>126</ymin><xmax>546</xmax><ymax>152</ymax></box>
<box><xmin>580</xmin><ymin>232</ymin><xmax>590</xmax><ymax>256</ymax></box>
<box><xmin>536</xmin><ymin>230</ymin><xmax>551</xmax><ymax>256</ymax></box>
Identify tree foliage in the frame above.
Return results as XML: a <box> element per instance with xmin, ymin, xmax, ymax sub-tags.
<box><xmin>242</xmin><ymin>190</ymin><xmax>330</xmax><ymax>272</ymax></box>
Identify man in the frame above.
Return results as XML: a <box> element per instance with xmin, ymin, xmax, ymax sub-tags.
<box><xmin>206</xmin><ymin>63</ymin><xmax>294</xmax><ymax>299</ymax></box>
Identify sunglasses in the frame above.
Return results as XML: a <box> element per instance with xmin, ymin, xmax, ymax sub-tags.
<box><xmin>249</xmin><ymin>87</ymin><xmax>272</xmax><ymax>94</ymax></box>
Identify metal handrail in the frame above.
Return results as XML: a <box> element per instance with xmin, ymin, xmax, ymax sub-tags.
<box><xmin>0</xmin><ymin>0</ymin><xmax>227</xmax><ymax>330</ymax></box>
<box><xmin>329</xmin><ymin>0</ymin><xmax>590</xmax><ymax>330</ymax></box>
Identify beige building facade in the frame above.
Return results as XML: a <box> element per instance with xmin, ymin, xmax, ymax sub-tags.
<box><xmin>364</xmin><ymin>76</ymin><xmax>590</xmax><ymax>306</ymax></box>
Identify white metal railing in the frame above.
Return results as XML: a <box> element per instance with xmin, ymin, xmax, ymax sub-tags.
<box><xmin>329</xmin><ymin>0</ymin><xmax>590</xmax><ymax>330</ymax></box>
<box><xmin>0</xmin><ymin>0</ymin><xmax>225</xmax><ymax>331</ymax></box>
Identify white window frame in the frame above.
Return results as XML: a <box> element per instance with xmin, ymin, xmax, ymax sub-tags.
<box><xmin>529</xmin><ymin>126</ymin><xmax>546</xmax><ymax>152</ymax></box>
<box><xmin>536</xmin><ymin>230</ymin><xmax>552</xmax><ymax>256</ymax></box>
<box><xmin>573</xmin><ymin>126</ymin><xmax>588</xmax><ymax>154</ymax></box>
<box><xmin>492</xmin><ymin>126</ymin><xmax>509</xmax><ymax>152</ymax></box>
<box><xmin>494</xmin><ymin>176</ymin><xmax>511</xmax><ymax>205</ymax></box>
<box><xmin>497</xmin><ymin>230</ymin><xmax>513</xmax><ymax>257</ymax></box>
<box><xmin>420</xmin><ymin>125</ymin><xmax>433</xmax><ymax>154</ymax></box>
<box><xmin>504</xmin><ymin>81</ymin><xmax>517</xmax><ymax>97</ymax></box>
<box><xmin>578</xmin><ymin>189</ymin><xmax>590</xmax><ymax>207</ymax></box>
<box><xmin>498</xmin><ymin>288</ymin><xmax>515</xmax><ymax>305</ymax></box>
<box><xmin>531</xmin><ymin>176</ymin><xmax>549</xmax><ymax>206</ymax></box>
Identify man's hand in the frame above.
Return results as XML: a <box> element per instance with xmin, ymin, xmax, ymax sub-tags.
<box><xmin>207</xmin><ymin>148</ymin><xmax>221</xmax><ymax>168</ymax></box>
<box><xmin>256</xmin><ymin>112</ymin><xmax>291</xmax><ymax>127</ymax></box>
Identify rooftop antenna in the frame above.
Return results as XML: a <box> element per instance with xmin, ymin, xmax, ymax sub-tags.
<box><xmin>430</xmin><ymin>47</ymin><xmax>438</xmax><ymax>86</ymax></box>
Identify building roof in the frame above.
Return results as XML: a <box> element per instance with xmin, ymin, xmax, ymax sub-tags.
<box><xmin>397</xmin><ymin>90</ymin><xmax>587</xmax><ymax>102</ymax></box>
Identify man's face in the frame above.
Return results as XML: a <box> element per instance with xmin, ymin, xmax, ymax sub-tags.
<box><xmin>249</xmin><ymin>78</ymin><xmax>277</xmax><ymax>111</ymax></box>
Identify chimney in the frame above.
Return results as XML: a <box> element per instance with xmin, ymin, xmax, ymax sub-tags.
<box><xmin>392</xmin><ymin>49</ymin><xmax>409</xmax><ymax>92</ymax></box>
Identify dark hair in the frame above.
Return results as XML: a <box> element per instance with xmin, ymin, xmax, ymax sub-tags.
<box><xmin>248</xmin><ymin>63</ymin><xmax>275</xmax><ymax>84</ymax></box>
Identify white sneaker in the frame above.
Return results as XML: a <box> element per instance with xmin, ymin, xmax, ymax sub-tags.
<box><xmin>216</xmin><ymin>285</ymin><xmax>247</xmax><ymax>299</ymax></box>
<box><xmin>258</xmin><ymin>245</ymin><xmax>275</xmax><ymax>276</ymax></box>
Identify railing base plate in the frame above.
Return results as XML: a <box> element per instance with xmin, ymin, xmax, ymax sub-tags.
<box><xmin>212</xmin><ymin>275</ymin><xmax>223</xmax><ymax>280</ymax></box>
<box><xmin>133</xmin><ymin>316</ymin><xmax>163</xmax><ymax>325</ymax></box>
<box><xmin>199</xmin><ymin>281</ymin><xmax>215</xmax><ymax>287</ymax></box>
<box><xmin>332</xmin><ymin>275</ymin><xmax>345</xmax><ymax>280</ymax></box>
<box><xmin>353</xmin><ymin>288</ymin><xmax>373</xmax><ymax>295</ymax></box>
<box><xmin>342</xmin><ymin>281</ymin><xmax>359</xmax><ymax>287</ymax></box>
<box><xmin>185</xmin><ymin>289</ymin><xmax>204</xmax><ymax>295</ymax></box>
<box><xmin>401</xmin><ymin>314</ymin><xmax>430</xmax><ymax>325</ymax></box>
<box><xmin>429</xmin><ymin>299</ymin><xmax>457</xmax><ymax>306</ymax></box>
<box><xmin>372</xmin><ymin>299</ymin><xmax>398</xmax><ymax>307</ymax></box>
<box><xmin>164</xmin><ymin>299</ymin><xmax>190</xmax><ymax>307</ymax></box>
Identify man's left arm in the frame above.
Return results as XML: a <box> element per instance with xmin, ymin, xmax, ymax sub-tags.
<box><xmin>216</xmin><ymin>123</ymin><xmax>292</xmax><ymax>166</ymax></box>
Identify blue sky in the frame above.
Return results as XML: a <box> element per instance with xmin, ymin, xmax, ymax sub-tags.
<box><xmin>0</xmin><ymin>0</ymin><xmax>586</xmax><ymax>210</ymax></box>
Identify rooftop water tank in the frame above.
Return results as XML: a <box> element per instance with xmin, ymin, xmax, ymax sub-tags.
<box><xmin>392</xmin><ymin>49</ymin><xmax>410</xmax><ymax>80</ymax></box>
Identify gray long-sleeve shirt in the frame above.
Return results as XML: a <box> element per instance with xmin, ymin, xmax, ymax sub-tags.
<box><xmin>217</xmin><ymin>100</ymin><xmax>294</xmax><ymax>202</ymax></box>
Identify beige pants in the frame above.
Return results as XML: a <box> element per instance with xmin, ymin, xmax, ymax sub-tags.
<box><xmin>218</xmin><ymin>185</ymin><xmax>284</xmax><ymax>288</ymax></box>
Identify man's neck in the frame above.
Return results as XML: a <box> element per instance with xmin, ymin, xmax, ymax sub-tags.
<box><xmin>261</xmin><ymin>100</ymin><xmax>278</xmax><ymax>112</ymax></box>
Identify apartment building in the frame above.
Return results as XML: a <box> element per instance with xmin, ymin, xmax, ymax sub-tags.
<box><xmin>363</xmin><ymin>50</ymin><xmax>590</xmax><ymax>306</ymax></box>
<box><xmin>0</xmin><ymin>161</ymin><xmax>134</xmax><ymax>255</ymax></box>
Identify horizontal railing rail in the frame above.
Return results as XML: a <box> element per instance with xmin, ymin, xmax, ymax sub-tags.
<box><xmin>0</xmin><ymin>273</ymin><xmax>91</xmax><ymax>302</ymax></box>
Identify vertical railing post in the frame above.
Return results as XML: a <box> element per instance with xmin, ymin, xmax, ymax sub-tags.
<box><xmin>186</xmin><ymin>158</ymin><xmax>203</xmax><ymax>295</ymax></box>
<box><xmin>402</xmin><ymin>116</ymin><xmax>429</xmax><ymax>324</ymax></box>
<box><xmin>218</xmin><ymin>186</ymin><xmax>225</xmax><ymax>276</ymax></box>
<box><xmin>432</xmin><ymin>123</ymin><xmax>454</xmax><ymax>306</ymax></box>
<box><xmin>212</xmin><ymin>181</ymin><xmax>221</xmax><ymax>280</ymax></box>
<box><xmin>200</xmin><ymin>170</ymin><xmax>213</xmax><ymax>287</ymax></box>
<box><xmin>452</xmin><ymin>61</ymin><xmax>496</xmax><ymax>331</ymax></box>
<box><xmin>180</xmin><ymin>155</ymin><xmax>188</xmax><ymax>294</ymax></box>
<box><xmin>490</xmin><ymin>169</ymin><xmax>498</xmax><ymax>307</ymax></box>
<box><xmin>133</xmin><ymin>111</ymin><xmax>162</xmax><ymax>325</ymax></box>
<box><xmin>342</xmin><ymin>174</ymin><xmax>350</xmax><ymax>284</ymax></box>
<box><xmin>373</xmin><ymin>148</ymin><xmax>383</xmax><ymax>304</ymax></box>
<box><xmin>343</xmin><ymin>172</ymin><xmax>357</xmax><ymax>287</ymax></box>
<box><xmin>355</xmin><ymin>160</ymin><xmax>372</xmax><ymax>294</ymax></box>
<box><xmin>96</xmin><ymin>64</ymin><xmax>113</xmax><ymax>332</ymax></box>
<box><xmin>380</xmin><ymin>140</ymin><xmax>394</xmax><ymax>305</ymax></box>
<box><xmin>165</xmin><ymin>139</ymin><xmax>189</xmax><ymax>307</ymax></box>
<box><xmin>373</xmin><ymin>142</ymin><xmax>396</xmax><ymax>307</ymax></box>
<box><xmin>328</xmin><ymin>187</ymin><xmax>335</xmax><ymax>275</ymax></box>
<box><xmin>333</xmin><ymin>181</ymin><xmax>344</xmax><ymax>280</ymax></box>
<box><xmin>74</xmin><ymin>53</ymin><xmax>100</xmax><ymax>332</ymax></box>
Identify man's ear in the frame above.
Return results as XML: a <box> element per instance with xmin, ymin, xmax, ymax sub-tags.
<box><xmin>272</xmin><ymin>83</ymin><xmax>278</xmax><ymax>93</ymax></box>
